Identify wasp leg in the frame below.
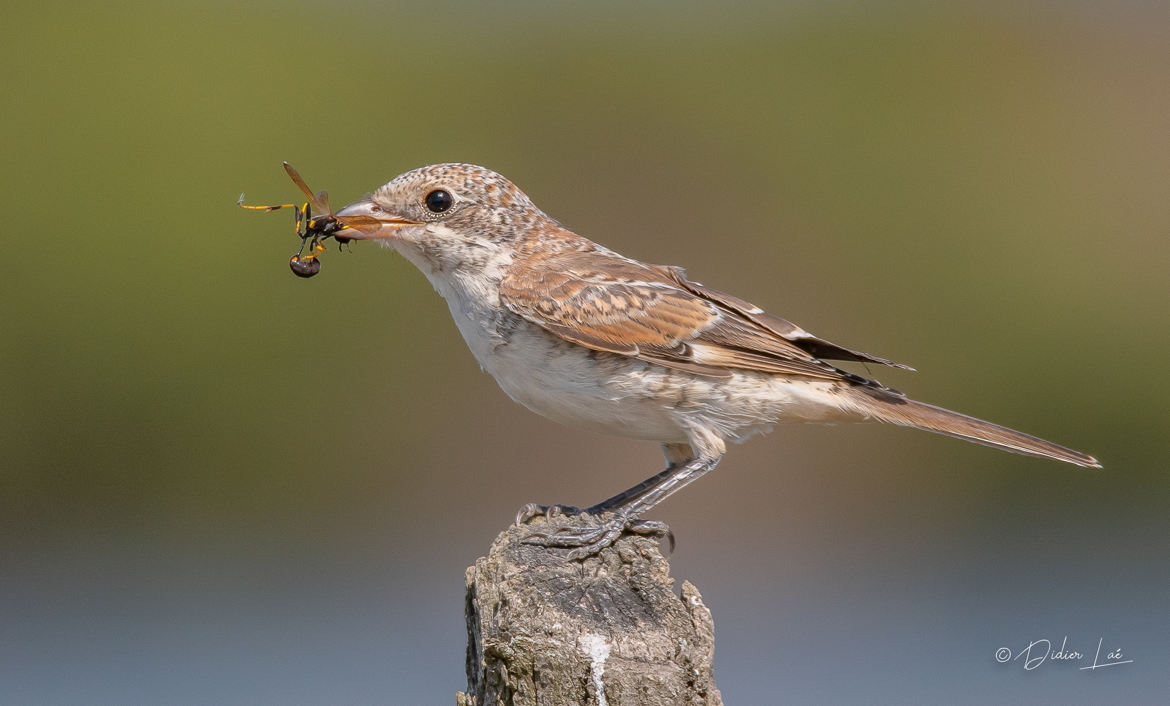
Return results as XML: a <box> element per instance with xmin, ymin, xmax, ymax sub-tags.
<box><xmin>237</xmin><ymin>194</ymin><xmax>297</xmax><ymax>212</ymax></box>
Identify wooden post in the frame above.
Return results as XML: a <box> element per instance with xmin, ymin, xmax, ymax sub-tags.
<box><xmin>457</xmin><ymin>517</ymin><xmax>723</xmax><ymax>706</ymax></box>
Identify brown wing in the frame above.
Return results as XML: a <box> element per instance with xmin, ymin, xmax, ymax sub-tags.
<box><xmin>659</xmin><ymin>266</ymin><xmax>914</xmax><ymax>370</ymax></box>
<box><xmin>500</xmin><ymin>250</ymin><xmax>899</xmax><ymax>381</ymax></box>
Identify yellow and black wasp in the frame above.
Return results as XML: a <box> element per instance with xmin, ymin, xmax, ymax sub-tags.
<box><xmin>238</xmin><ymin>162</ymin><xmax>363</xmax><ymax>278</ymax></box>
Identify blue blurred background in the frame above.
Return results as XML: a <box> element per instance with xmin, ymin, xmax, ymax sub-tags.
<box><xmin>2</xmin><ymin>1</ymin><xmax>1167</xmax><ymax>703</ymax></box>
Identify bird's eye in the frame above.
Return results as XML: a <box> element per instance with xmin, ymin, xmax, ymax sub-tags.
<box><xmin>425</xmin><ymin>189</ymin><xmax>453</xmax><ymax>213</ymax></box>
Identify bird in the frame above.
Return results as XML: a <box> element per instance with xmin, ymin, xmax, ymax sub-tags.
<box><xmin>331</xmin><ymin>163</ymin><xmax>1100</xmax><ymax>559</ymax></box>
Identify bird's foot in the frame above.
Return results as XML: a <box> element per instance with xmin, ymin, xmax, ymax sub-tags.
<box><xmin>520</xmin><ymin>509</ymin><xmax>674</xmax><ymax>561</ymax></box>
<box><xmin>514</xmin><ymin>503</ymin><xmax>585</xmax><ymax>526</ymax></box>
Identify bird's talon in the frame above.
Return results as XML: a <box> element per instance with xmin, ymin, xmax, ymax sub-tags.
<box><xmin>514</xmin><ymin>503</ymin><xmax>583</xmax><ymax>526</ymax></box>
<box><xmin>565</xmin><ymin>547</ymin><xmax>591</xmax><ymax>562</ymax></box>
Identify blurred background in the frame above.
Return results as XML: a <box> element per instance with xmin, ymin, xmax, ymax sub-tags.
<box><xmin>2</xmin><ymin>1</ymin><xmax>1167</xmax><ymax>703</ymax></box>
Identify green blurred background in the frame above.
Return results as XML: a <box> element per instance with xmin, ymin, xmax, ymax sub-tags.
<box><xmin>2</xmin><ymin>1</ymin><xmax>1167</xmax><ymax>703</ymax></box>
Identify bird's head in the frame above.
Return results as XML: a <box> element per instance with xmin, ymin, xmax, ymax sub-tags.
<box><xmin>336</xmin><ymin>163</ymin><xmax>558</xmax><ymax>272</ymax></box>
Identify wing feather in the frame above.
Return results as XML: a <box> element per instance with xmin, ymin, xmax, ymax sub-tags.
<box><xmin>662</xmin><ymin>266</ymin><xmax>913</xmax><ymax>370</ymax></box>
<box><xmin>500</xmin><ymin>249</ymin><xmax>905</xmax><ymax>382</ymax></box>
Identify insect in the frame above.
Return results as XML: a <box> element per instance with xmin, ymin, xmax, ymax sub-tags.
<box><xmin>238</xmin><ymin>162</ymin><xmax>361</xmax><ymax>278</ymax></box>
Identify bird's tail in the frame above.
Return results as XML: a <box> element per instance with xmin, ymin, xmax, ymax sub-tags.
<box><xmin>845</xmin><ymin>388</ymin><xmax>1101</xmax><ymax>468</ymax></box>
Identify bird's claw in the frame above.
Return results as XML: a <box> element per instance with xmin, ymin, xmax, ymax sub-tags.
<box><xmin>520</xmin><ymin>510</ymin><xmax>674</xmax><ymax>560</ymax></box>
<box><xmin>514</xmin><ymin>503</ymin><xmax>584</xmax><ymax>526</ymax></box>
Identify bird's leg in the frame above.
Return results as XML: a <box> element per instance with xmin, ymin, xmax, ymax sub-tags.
<box><xmin>522</xmin><ymin>438</ymin><xmax>724</xmax><ymax>560</ymax></box>
<box><xmin>524</xmin><ymin>455</ymin><xmax>720</xmax><ymax>560</ymax></box>
<box><xmin>587</xmin><ymin>443</ymin><xmax>694</xmax><ymax>513</ymax></box>
<box><xmin>515</xmin><ymin>443</ymin><xmax>691</xmax><ymax>525</ymax></box>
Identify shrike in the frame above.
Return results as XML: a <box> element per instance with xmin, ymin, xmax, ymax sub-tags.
<box><xmin>331</xmin><ymin>163</ymin><xmax>1099</xmax><ymax>558</ymax></box>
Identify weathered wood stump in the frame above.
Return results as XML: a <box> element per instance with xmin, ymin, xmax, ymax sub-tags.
<box><xmin>457</xmin><ymin>517</ymin><xmax>723</xmax><ymax>706</ymax></box>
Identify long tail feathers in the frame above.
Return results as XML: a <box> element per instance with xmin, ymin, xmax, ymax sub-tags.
<box><xmin>848</xmin><ymin>391</ymin><xmax>1101</xmax><ymax>468</ymax></box>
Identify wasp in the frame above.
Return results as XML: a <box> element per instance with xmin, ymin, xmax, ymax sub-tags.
<box><xmin>238</xmin><ymin>162</ymin><xmax>359</xmax><ymax>278</ymax></box>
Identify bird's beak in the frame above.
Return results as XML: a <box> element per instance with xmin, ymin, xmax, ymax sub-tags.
<box><xmin>333</xmin><ymin>198</ymin><xmax>422</xmax><ymax>240</ymax></box>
